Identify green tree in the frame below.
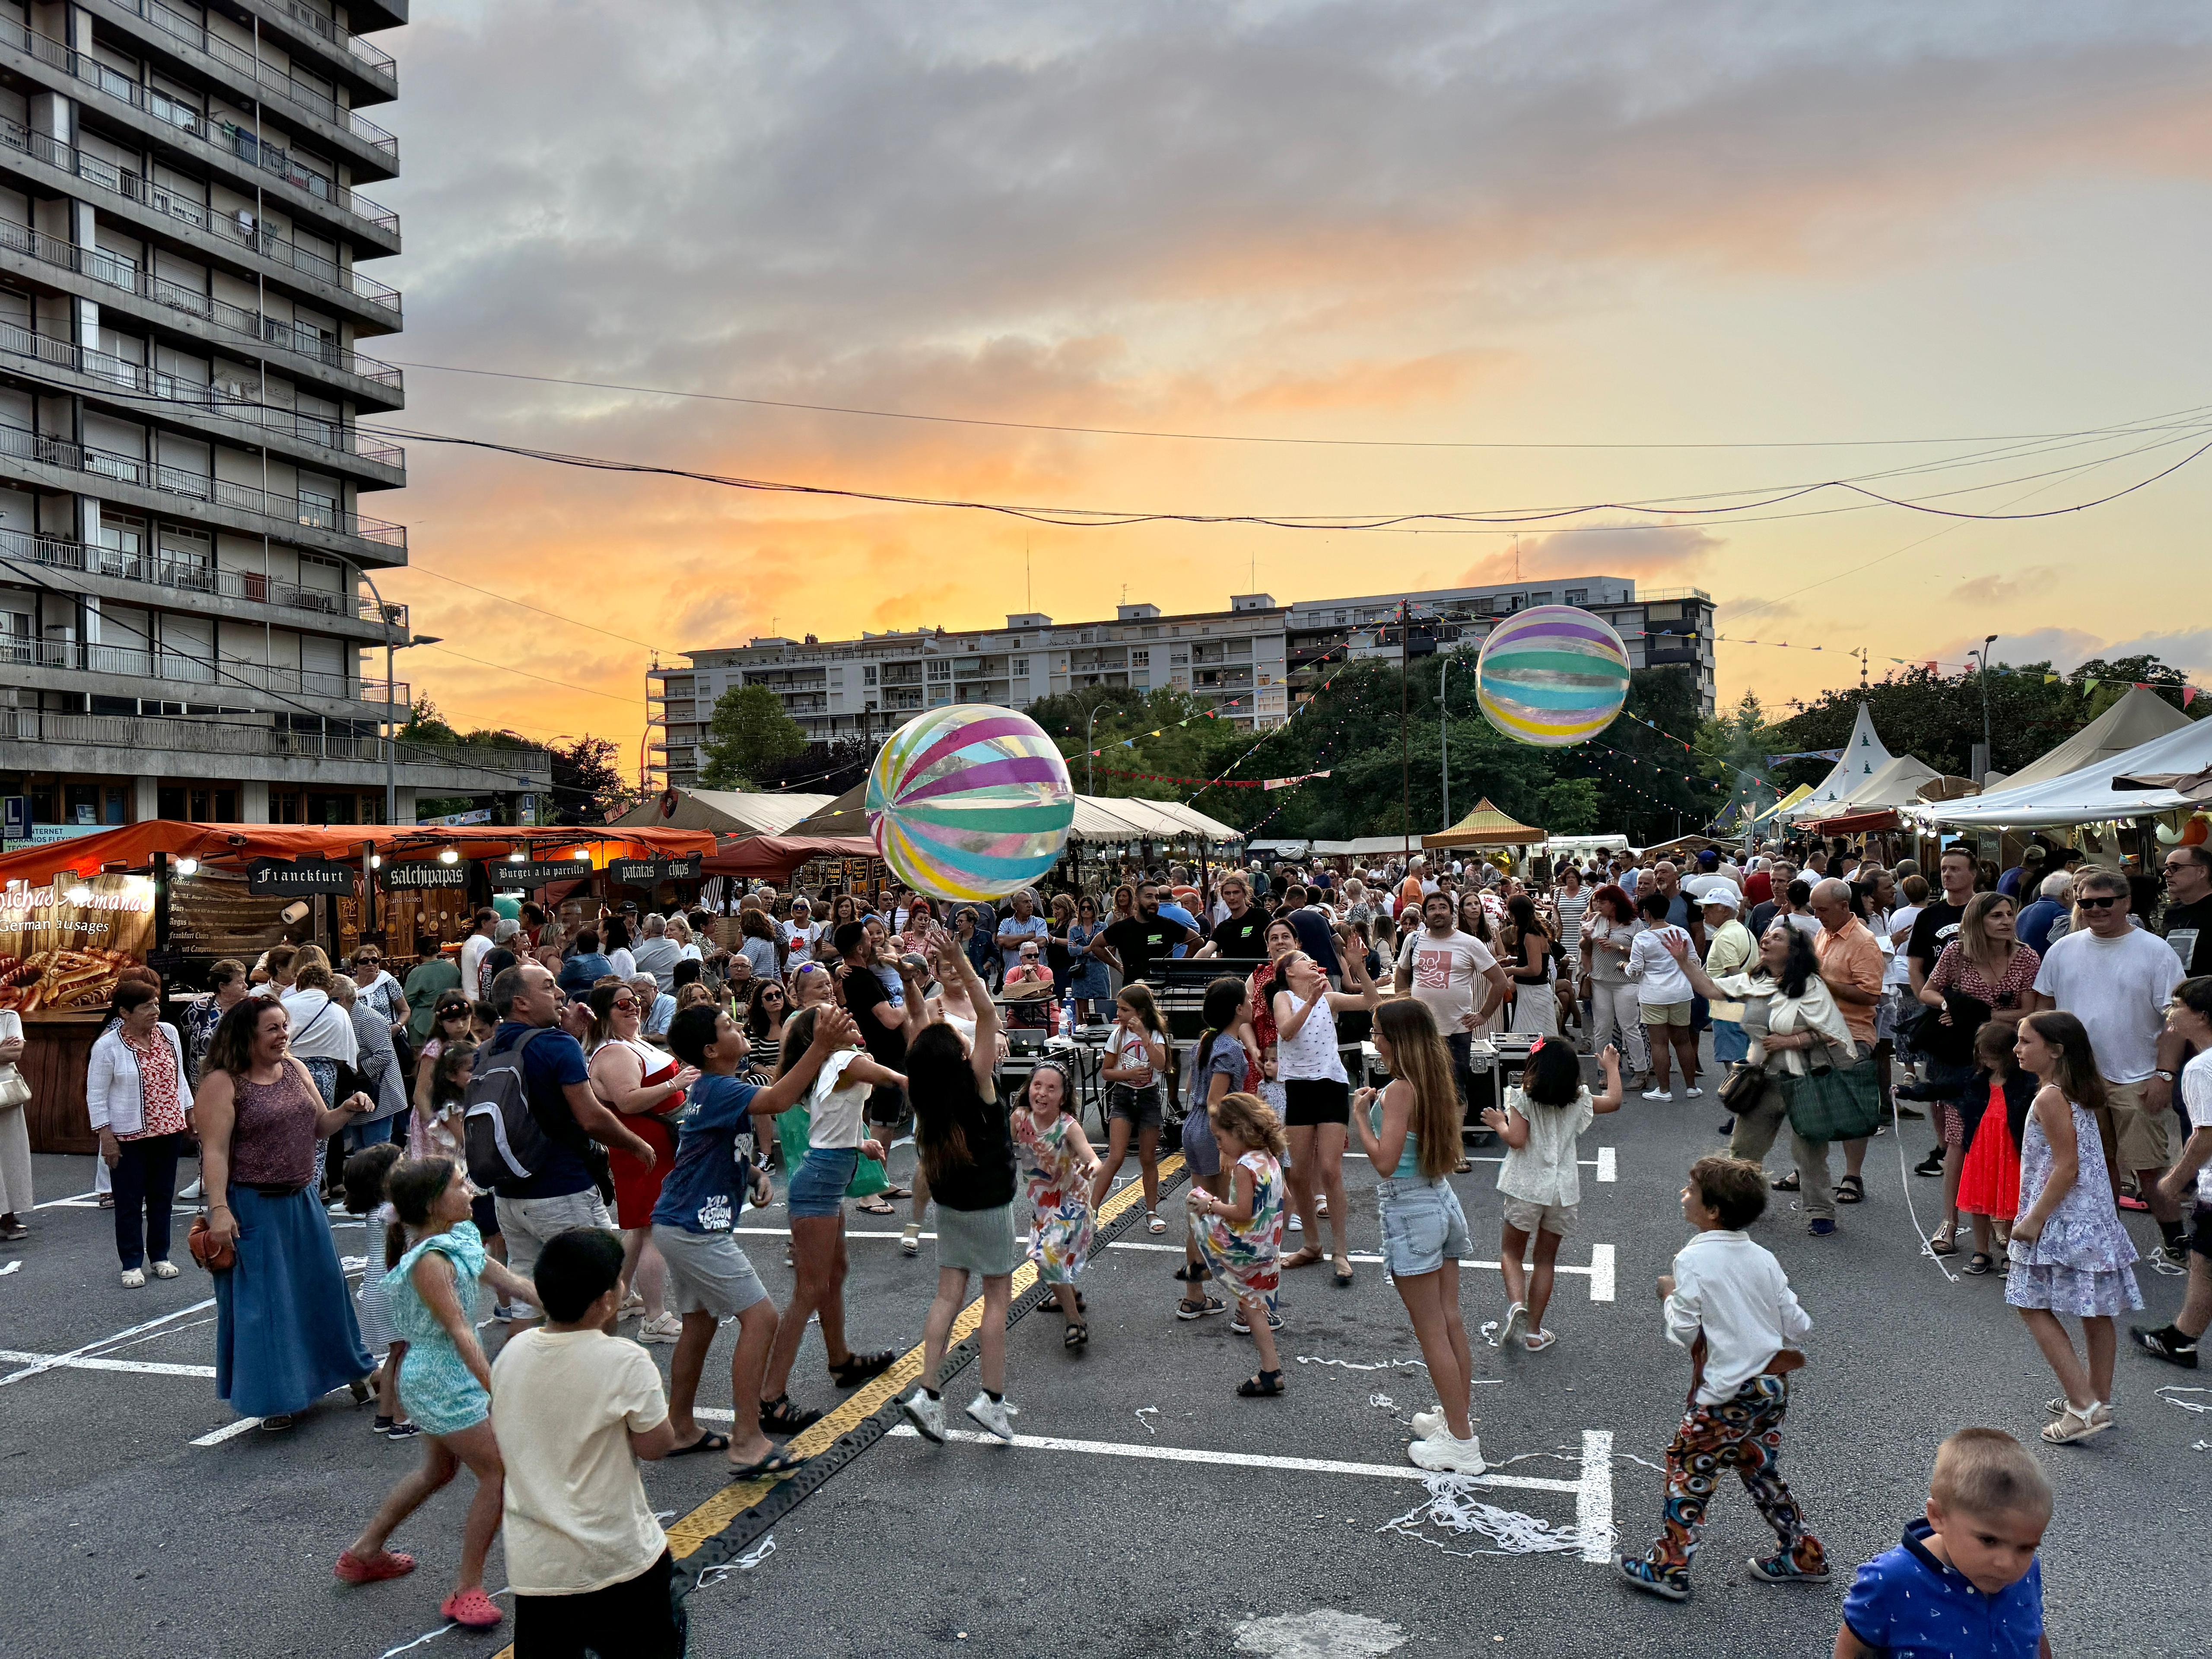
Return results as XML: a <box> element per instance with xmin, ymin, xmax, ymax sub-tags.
<box><xmin>699</xmin><ymin>685</ymin><xmax>807</xmax><ymax>790</ymax></box>
<box><xmin>549</xmin><ymin>736</ymin><xmax>636</xmax><ymax>824</ymax></box>
<box><xmin>1536</xmin><ymin>779</ymin><xmax>1602</xmax><ymax>834</ymax></box>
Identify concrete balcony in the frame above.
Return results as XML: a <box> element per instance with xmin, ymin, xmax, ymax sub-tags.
<box><xmin>0</xmin><ymin>114</ymin><xmax>402</xmax><ymax>331</ymax></box>
<box><xmin>0</xmin><ymin>708</ymin><xmax>550</xmax><ymax>795</ymax></box>
<box><xmin>0</xmin><ymin>318</ymin><xmax>404</xmax><ymax>486</ymax></box>
<box><xmin>0</xmin><ymin>637</ymin><xmax>405</xmax><ymax>720</ymax></box>
<box><xmin>0</xmin><ymin>525</ymin><xmax>402</xmax><ymax>642</ymax></box>
<box><xmin>233</xmin><ymin>0</ymin><xmax>398</xmax><ymax>107</ymax></box>
<box><xmin>83</xmin><ymin>0</ymin><xmax>399</xmax><ymax>182</ymax></box>
<box><xmin>0</xmin><ymin>16</ymin><xmax>400</xmax><ymax>254</ymax></box>
<box><xmin>0</xmin><ymin>422</ymin><xmax>405</xmax><ymax>561</ymax></box>
<box><xmin>0</xmin><ymin>215</ymin><xmax>402</xmax><ymax>408</ymax></box>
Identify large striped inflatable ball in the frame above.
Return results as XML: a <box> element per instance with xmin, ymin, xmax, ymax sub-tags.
<box><xmin>867</xmin><ymin>705</ymin><xmax>1076</xmax><ymax>901</ymax></box>
<box><xmin>1475</xmin><ymin>604</ymin><xmax>1633</xmax><ymax>747</ymax></box>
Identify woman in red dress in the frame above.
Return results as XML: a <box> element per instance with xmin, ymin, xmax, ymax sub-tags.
<box><xmin>587</xmin><ymin>980</ymin><xmax>698</xmax><ymax>1344</ymax></box>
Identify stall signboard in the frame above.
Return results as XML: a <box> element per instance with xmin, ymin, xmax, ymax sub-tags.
<box><xmin>0</xmin><ymin>874</ymin><xmax>154</xmax><ymax>1016</ymax></box>
<box><xmin>608</xmin><ymin>855</ymin><xmax>702</xmax><ymax>885</ymax></box>
<box><xmin>490</xmin><ymin>859</ymin><xmax>595</xmax><ymax>886</ymax></box>
<box><xmin>247</xmin><ymin>857</ymin><xmax>356</xmax><ymax>896</ymax></box>
<box><xmin>382</xmin><ymin>861</ymin><xmax>470</xmax><ymax>890</ymax></box>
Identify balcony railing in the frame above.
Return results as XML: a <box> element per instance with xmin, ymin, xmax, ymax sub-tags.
<box><xmin>253</xmin><ymin>0</ymin><xmax>397</xmax><ymax>92</ymax></box>
<box><xmin>0</xmin><ymin>422</ymin><xmax>406</xmax><ymax>549</ymax></box>
<box><xmin>0</xmin><ymin>18</ymin><xmax>399</xmax><ymax>238</ymax></box>
<box><xmin>0</xmin><ymin>710</ymin><xmax>552</xmax><ymax>778</ymax></box>
<box><xmin>0</xmin><ymin>115</ymin><xmax>402</xmax><ymax>316</ymax></box>
<box><xmin>0</xmin><ymin>636</ymin><xmax>404</xmax><ymax>705</ymax></box>
<box><xmin>0</xmin><ymin>215</ymin><xmax>402</xmax><ymax>390</ymax></box>
<box><xmin>100</xmin><ymin>0</ymin><xmax>399</xmax><ymax>163</ymax></box>
<box><xmin>0</xmin><ymin>318</ymin><xmax>404</xmax><ymax>468</ymax></box>
<box><xmin>0</xmin><ymin>525</ymin><xmax>405</xmax><ymax>629</ymax></box>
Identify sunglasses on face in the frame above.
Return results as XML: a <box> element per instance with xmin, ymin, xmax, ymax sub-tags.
<box><xmin>611</xmin><ymin>997</ymin><xmax>639</xmax><ymax>1011</ymax></box>
<box><xmin>761</xmin><ymin>988</ymin><xmax>785</xmax><ymax>1001</ymax></box>
<box><xmin>2077</xmin><ymin>895</ymin><xmax>2122</xmax><ymax>910</ymax></box>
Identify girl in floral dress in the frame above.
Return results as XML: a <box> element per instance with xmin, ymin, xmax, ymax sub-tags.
<box><xmin>1012</xmin><ymin>1062</ymin><xmax>1100</xmax><ymax>1348</ymax></box>
<box><xmin>2006</xmin><ymin>1012</ymin><xmax>2142</xmax><ymax>1446</ymax></box>
<box><xmin>1188</xmin><ymin>1091</ymin><xmax>1289</xmax><ymax>1398</ymax></box>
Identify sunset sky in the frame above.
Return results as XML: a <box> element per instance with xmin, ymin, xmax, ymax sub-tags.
<box><xmin>369</xmin><ymin>2</ymin><xmax>2212</xmax><ymax>759</ymax></box>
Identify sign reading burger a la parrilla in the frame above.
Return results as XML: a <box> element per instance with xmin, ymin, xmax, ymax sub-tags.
<box><xmin>0</xmin><ymin>875</ymin><xmax>155</xmax><ymax>1016</ymax></box>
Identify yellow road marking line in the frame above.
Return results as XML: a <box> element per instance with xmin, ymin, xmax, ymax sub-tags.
<box><xmin>489</xmin><ymin>1154</ymin><xmax>1186</xmax><ymax>1653</ymax></box>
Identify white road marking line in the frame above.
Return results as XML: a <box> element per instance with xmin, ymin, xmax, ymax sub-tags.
<box><xmin>1575</xmin><ymin>1429</ymin><xmax>1615</xmax><ymax>1562</ymax></box>
<box><xmin>0</xmin><ymin>1297</ymin><xmax>216</xmax><ymax>1387</ymax></box>
<box><xmin>30</xmin><ymin>1190</ymin><xmax>100</xmax><ymax>1209</ymax></box>
<box><xmin>1595</xmin><ymin>1146</ymin><xmax>1617</xmax><ymax>1183</ymax></box>
<box><xmin>1586</xmin><ymin>1244</ymin><xmax>1616</xmax><ymax>1304</ymax></box>
<box><xmin>0</xmin><ymin>1348</ymin><xmax>215</xmax><ymax>1378</ymax></box>
<box><xmin>189</xmin><ymin>1416</ymin><xmax>264</xmax><ymax>1446</ymax></box>
<box><xmin>882</xmin><ymin>1423</ymin><xmax>1585</xmax><ymax>1491</ymax></box>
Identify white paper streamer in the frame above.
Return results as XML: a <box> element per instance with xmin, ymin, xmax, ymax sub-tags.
<box><xmin>0</xmin><ymin>1260</ymin><xmax>20</xmax><ymax>1278</ymax></box>
<box><xmin>695</xmin><ymin>1534</ymin><xmax>778</xmax><ymax>1588</ymax></box>
<box><xmin>1478</xmin><ymin>1320</ymin><xmax>1501</xmax><ymax>1347</ymax></box>
<box><xmin>1615</xmin><ymin>1451</ymin><xmax>1668</xmax><ymax>1472</ymax></box>
<box><xmin>2158</xmin><ymin>1386</ymin><xmax>2211</xmax><ymax>1414</ymax></box>
<box><xmin>1379</xmin><ymin>1474</ymin><xmax>1591</xmax><ymax>1558</ymax></box>
<box><xmin>1295</xmin><ymin>1354</ymin><xmax>1429</xmax><ymax>1373</ymax></box>
<box><xmin>1135</xmin><ymin>1406</ymin><xmax>1161</xmax><ymax>1437</ymax></box>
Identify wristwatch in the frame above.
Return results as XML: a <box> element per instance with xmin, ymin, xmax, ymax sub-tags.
<box><xmin>2153</xmin><ymin>1068</ymin><xmax>2176</xmax><ymax>1082</ymax></box>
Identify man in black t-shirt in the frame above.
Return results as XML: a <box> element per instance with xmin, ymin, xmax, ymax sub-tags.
<box><xmin>836</xmin><ymin>921</ymin><xmax>922</xmax><ymax>1134</ymax></box>
<box><xmin>1274</xmin><ymin>884</ymin><xmax>1341</xmax><ymax>979</ymax></box>
<box><xmin>1101</xmin><ymin>882</ymin><xmax>1193</xmax><ymax>987</ymax></box>
<box><xmin>2159</xmin><ymin>844</ymin><xmax>2212</xmax><ymax>979</ymax></box>
<box><xmin>1199</xmin><ymin>871</ymin><xmax>1270</xmax><ymax>964</ymax></box>
<box><xmin>1904</xmin><ymin>845</ymin><xmax>1977</xmax><ymax>1179</ymax></box>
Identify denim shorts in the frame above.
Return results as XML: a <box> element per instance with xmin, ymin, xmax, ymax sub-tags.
<box><xmin>1711</xmin><ymin>1018</ymin><xmax>1750</xmax><ymax>1065</ymax></box>
<box><xmin>1376</xmin><ymin>1176</ymin><xmax>1471</xmax><ymax>1278</ymax></box>
<box><xmin>789</xmin><ymin>1147</ymin><xmax>859</xmax><ymax>1219</ymax></box>
<box><xmin>1108</xmin><ymin>1083</ymin><xmax>1162</xmax><ymax>1128</ymax></box>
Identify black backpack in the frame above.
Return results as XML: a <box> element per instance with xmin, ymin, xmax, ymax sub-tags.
<box><xmin>463</xmin><ymin>1028</ymin><xmax>563</xmax><ymax>1189</ymax></box>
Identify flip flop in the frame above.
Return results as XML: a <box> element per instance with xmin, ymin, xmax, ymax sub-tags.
<box><xmin>728</xmin><ymin>1447</ymin><xmax>808</xmax><ymax>1480</ymax></box>
<box><xmin>667</xmin><ymin>1430</ymin><xmax>731</xmax><ymax>1458</ymax></box>
<box><xmin>853</xmin><ymin>1199</ymin><xmax>898</xmax><ymax>1216</ymax></box>
<box><xmin>880</xmin><ymin>1185</ymin><xmax>913</xmax><ymax>1199</ymax></box>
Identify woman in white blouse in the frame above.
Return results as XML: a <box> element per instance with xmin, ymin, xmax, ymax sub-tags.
<box><xmin>1665</xmin><ymin>923</ymin><xmax>1861</xmax><ymax>1236</ymax></box>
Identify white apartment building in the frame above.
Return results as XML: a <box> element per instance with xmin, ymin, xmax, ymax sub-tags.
<box><xmin>0</xmin><ymin>0</ymin><xmax>546</xmax><ymax>835</ymax></box>
<box><xmin>649</xmin><ymin>577</ymin><xmax>1715</xmax><ymax>789</ymax></box>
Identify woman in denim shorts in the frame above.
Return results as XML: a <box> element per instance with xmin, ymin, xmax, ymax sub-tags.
<box><xmin>1348</xmin><ymin>999</ymin><xmax>1484</xmax><ymax>1475</ymax></box>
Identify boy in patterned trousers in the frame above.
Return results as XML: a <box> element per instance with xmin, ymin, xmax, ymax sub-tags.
<box><xmin>1620</xmin><ymin>1155</ymin><xmax>1829</xmax><ymax>1602</ymax></box>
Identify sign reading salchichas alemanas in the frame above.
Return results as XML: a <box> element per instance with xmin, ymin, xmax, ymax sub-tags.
<box><xmin>0</xmin><ymin>874</ymin><xmax>155</xmax><ymax>1017</ymax></box>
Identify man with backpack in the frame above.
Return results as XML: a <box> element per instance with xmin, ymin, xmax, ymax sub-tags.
<box><xmin>476</xmin><ymin>964</ymin><xmax>655</xmax><ymax>1327</ymax></box>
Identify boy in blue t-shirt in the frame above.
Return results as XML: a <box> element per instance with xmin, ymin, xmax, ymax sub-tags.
<box><xmin>1837</xmin><ymin>1427</ymin><xmax>2052</xmax><ymax>1659</ymax></box>
<box><xmin>648</xmin><ymin>1001</ymin><xmax>854</xmax><ymax>1480</ymax></box>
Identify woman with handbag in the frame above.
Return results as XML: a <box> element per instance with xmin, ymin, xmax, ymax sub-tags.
<box><xmin>194</xmin><ymin>997</ymin><xmax>376</xmax><ymax>1432</ymax></box>
<box><xmin>1663</xmin><ymin>924</ymin><xmax>1863</xmax><ymax>1237</ymax></box>
<box><xmin>88</xmin><ymin>980</ymin><xmax>195</xmax><ymax>1285</ymax></box>
<box><xmin>0</xmin><ymin>1004</ymin><xmax>29</xmax><ymax>1241</ymax></box>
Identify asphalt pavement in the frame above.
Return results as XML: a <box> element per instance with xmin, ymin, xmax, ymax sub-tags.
<box><xmin>1</xmin><ymin>1040</ymin><xmax>2205</xmax><ymax>1659</ymax></box>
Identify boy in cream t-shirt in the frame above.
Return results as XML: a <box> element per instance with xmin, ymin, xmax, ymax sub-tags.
<box><xmin>491</xmin><ymin>1227</ymin><xmax>683</xmax><ymax>1657</ymax></box>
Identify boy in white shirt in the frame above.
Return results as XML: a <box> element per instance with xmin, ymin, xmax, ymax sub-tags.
<box><xmin>492</xmin><ymin>1228</ymin><xmax>684</xmax><ymax>1657</ymax></box>
<box><xmin>1620</xmin><ymin>1156</ymin><xmax>1828</xmax><ymax>1604</ymax></box>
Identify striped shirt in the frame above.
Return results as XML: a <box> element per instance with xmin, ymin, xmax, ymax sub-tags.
<box><xmin>1553</xmin><ymin>890</ymin><xmax>1589</xmax><ymax>963</ymax></box>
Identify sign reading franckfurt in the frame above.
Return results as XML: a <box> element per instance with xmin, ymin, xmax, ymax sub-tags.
<box><xmin>246</xmin><ymin>858</ymin><xmax>356</xmax><ymax>896</ymax></box>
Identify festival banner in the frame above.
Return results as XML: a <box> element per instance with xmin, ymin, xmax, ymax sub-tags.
<box><xmin>0</xmin><ymin>874</ymin><xmax>155</xmax><ymax>1016</ymax></box>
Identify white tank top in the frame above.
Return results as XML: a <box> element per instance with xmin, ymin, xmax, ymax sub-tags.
<box><xmin>1277</xmin><ymin>990</ymin><xmax>1346</xmax><ymax>1084</ymax></box>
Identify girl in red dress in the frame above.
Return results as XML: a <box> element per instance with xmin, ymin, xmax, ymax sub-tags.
<box><xmin>1956</xmin><ymin>1019</ymin><xmax>2034</xmax><ymax>1276</ymax></box>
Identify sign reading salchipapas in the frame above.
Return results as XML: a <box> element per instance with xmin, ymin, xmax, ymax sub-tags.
<box><xmin>246</xmin><ymin>857</ymin><xmax>356</xmax><ymax>896</ymax></box>
<box><xmin>608</xmin><ymin>855</ymin><xmax>702</xmax><ymax>884</ymax></box>
<box><xmin>382</xmin><ymin>861</ymin><xmax>470</xmax><ymax>890</ymax></box>
<box><xmin>0</xmin><ymin>874</ymin><xmax>155</xmax><ymax>1016</ymax></box>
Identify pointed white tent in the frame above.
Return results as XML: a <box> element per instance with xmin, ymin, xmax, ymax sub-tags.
<box><xmin>1791</xmin><ymin>703</ymin><xmax>1896</xmax><ymax>818</ymax></box>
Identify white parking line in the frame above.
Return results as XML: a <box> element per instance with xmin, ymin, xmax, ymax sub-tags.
<box><xmin>0</xmin><ymin>1348</ymin><xmax>215</xmax><ymax>1379</ymax></box>
<box><xmin>0</xmin><ymin>1298</ymin><xmax>216</xmax><ymax>1387</ymax></box>
<box><xmin>1595</xmin><ymin>1147</ymin><xmax>1617</xmax><ymax>1183</ymax></box>
<box><xmin>190</xmin><ymin>1417</ymin><xmax>265</xmax><ymax>1446</ymax></box>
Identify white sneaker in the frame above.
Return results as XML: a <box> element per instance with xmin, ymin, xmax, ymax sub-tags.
<box><xmin>1287</xmin><ymin>1213</ymin><xmax>1302</xmax><ymax>1232</ymax></box>
<box><xmin>901</xmin><ymin>1388</ymin><xmax>946</xmax><ymax>1443</ymax></box>
<box><xmin>635</xmin><ymin>1312</ymin><xmax>683</xmax><ymax>1345</ymax></box>
<box><xmin>1641</xmin><ymin>1088</ymin><xmax>1672</xmax><ymax>1102</ymax></box>
<box><xmin>179</xmin><ymin>1178</ymin><xmax>203</xmax><ymax>1200</ymax></box>
<box><xmin>1683</xmin><ymin>1086</ymin><xmax>1703</xmax><ymax>1099</ymax></box>
<box><xmin>120</xmin><ymin>1267</ymin><xmax>146</xmax><ymax>1288</ymax></box>
<box><xmin>1409</xmin><ymin>1431</ymin><xmax>1486</xmax><ymax>1475</ymax></box>
<box><xmin>149</xmin><ymin>1259</ymin><xmax>180</xmax><ymax>1280</ymax></box>
<box><xmin>964</xmin><ymin>1391</ymin><xmax>1014</xmax><ymax>1443</ymax></box>
<box><xmin>1411</xmin><ymin>1408</ymin><xmax>1446</xmax><ymax>1440</ymax></box>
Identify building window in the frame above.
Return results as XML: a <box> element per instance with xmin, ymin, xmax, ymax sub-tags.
<box><xmin>863</xmin><ymin>665</ymin><xmax>877</xmax><ymax>686</ymax></box>
<box><xmin>1529</xmin><ymin>591</ymin><xmax>1551</xmax><ymax>605</ymax></box>
<box><xmin>927</xmin><ymin>659</ymin><xmax>950</xmax><ymax>681</ymax></box>
<box><xmin>1128</xmin><ymin>649</ymin><xmax>1148</xmax><ymax>668</ymax></box>
<box><xmin>1565</xmin><ymin>588</ymin><xmax>1587</xmax><ymax>604</ymax></box>
<box><xmin>1011</xmin><ymin>657</ymin><xmax>1029</xmax><ymax>677</ymax></box>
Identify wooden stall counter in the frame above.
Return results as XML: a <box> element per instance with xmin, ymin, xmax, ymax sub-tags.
<box><xmin>22</xmin><ymin>1012</ymin><xmax>103</xmax><ymax>1155</ymax></box>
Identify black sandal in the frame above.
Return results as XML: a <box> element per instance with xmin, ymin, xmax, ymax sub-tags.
<box><xmin>1835</xmin><ymin>1175</ymin><xmax>1865</xmax><ymax>1205</ymax></box>
<box><xmin>667</xmin><ymin>1430</ymin><xmax>731</xmax><ymax>1457</ymax></box>
<box><xmin>880</xmin><ymin>1185</ymin><xmax>912</xmax><ymax>1199</ymax></box>
<box><xmin>728</xmin><ymin>1446</ymin><xmax>808</xmax><ymax>1480</ymax></box>
<box><xmin>759</xmin><ymin>1396</ymin><xmax>822</xmax><ymax>1435</ymax></box>
<box><xmin>1964</xmin><ymin>1252</ymin><xmax>1993</xmax><ymax>1276</ymax></box>
<box><xmin>1172</xmin><ymin>1262</ymin><xmax>1211</xmax><ymax>1283</ymax></box>
<box><xmin>1771</xmin><ymin>1172</ymin><xmax>1800</xmax><ymax>1192</ymax></box>
<box><xmin>1237</xmin><ymin>1369</ymin><xmax>1285</xmax><ymax>1397</ymax></box>
<box><xmin>828</xmin><ymin>1349</ymin><xmax>896</xmax><ymax>1389</ymax></box>
<box><xmin>1063</xmin><ymin>1320</ymin><xmax>1090</xmax><ymax>1349</ymax></box>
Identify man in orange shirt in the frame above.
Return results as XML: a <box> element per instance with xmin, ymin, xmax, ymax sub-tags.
<box><xmin>1807</xmin><ymin>877</ymin><xmax>1884</xmax><ymax>1214</ymax></box>
<box><xmin>1397</xmin><ymin>856</ymin><xmax>1429</xmax><ymax>916</ymax></box>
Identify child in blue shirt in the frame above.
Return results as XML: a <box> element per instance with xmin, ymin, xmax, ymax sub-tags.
<box><xmin>1838</xmin><ymin>1427</ymin><xmax>2052</xmax><ymax>1659</ymax></box>
<box><xmin>648</xmin><ymin>1001</ymin><xmax>853</xmax><ymax>1481</ymax></box>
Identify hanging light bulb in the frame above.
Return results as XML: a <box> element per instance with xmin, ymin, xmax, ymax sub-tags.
<box><xmin>437</xmin><ymin>847</ymin><xmax>459</xmax><ymax>865</ymax></box>
<box><xmin>175</xmin><ymin>857</ymin><xmax>198</xmax><ymax>877</ymax></box>
<box><xmin>508</xmin><ymin>848</ymin><xmax>526</xmax><ymax>864</ymax></box>
<box><xmin>367</xmin><ymin>853</ymin><xmax>382</xmax><ymax>870</ymax></box>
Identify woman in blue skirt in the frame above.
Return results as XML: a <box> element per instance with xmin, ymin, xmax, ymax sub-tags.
<box><xmin>194</xmin><ymin>998</ymin><xmax>376</xmax><ymax>1431</ymax></box>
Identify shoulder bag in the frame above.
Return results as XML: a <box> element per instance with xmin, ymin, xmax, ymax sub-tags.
<box><xmin>1780</xmin><ymin>1034</ymin><xmax>1882</xmax><ymax>1142</ymax></box>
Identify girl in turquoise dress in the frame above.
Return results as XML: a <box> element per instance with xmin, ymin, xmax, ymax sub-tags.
<box><xmin>1012</xmin><ymin>1062</ymin><xmax>1100</xmax><ymax>1347</ymax></box>
<box><xmin>336</xmin><ymin>1158</ymin><xmax>539</xmax><ymax>1634</ymax></box>
<box><xmin>1187</xmin><ymin>1091</ymin><xmax>1288</xmax><ymax>1398</ymax></box>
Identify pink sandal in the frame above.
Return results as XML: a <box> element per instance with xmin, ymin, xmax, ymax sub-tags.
<box><xmin>334</xmin><ymin>1548</ymin><xmax>416</xmax><ymax>1584</ymax></box>
<box><xmin>441</xmin><ymin>1587</ymin><xmax>504</xmax><ymax>1630</ymax></box>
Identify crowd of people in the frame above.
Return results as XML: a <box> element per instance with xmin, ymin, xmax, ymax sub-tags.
<box><xmin>3</xmin><ymin>828</ymin><xmax>2203</xmax><ymax>1651</ymax></box>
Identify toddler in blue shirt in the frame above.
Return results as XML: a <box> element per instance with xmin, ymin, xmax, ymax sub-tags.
<box><xmin>1838</xmin><ymin>1427</ymin><xmax>2051</xmax><ymax>1659</ymax></box>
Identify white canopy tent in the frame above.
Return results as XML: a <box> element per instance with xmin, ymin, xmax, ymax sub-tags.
<box><xmin>1983</xmin><ymin>686</ymin><xmax>2192</xmax><ymax>795</ymax></box>
<box><xmin>1912</xmin><ymin>715</ymin><xmax>2212</xmax><ymax>830</ymax></box>
<box><xmin>1799</xmin><ymin>753</ymin><xmax>1946</xmax><ymax>821</ymax></box>
<box><xmin>1790</xmin><ymin>703</ymin><xmax>1899</xmax><ymax>819</ymax></box>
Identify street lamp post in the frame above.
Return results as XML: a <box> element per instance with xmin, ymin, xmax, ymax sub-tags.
<box><xmin>353</xmin><ymin>561</ymin><xmax>440</xmax><ymax>826</ymax></box>
<box><xmin>1083</xmin><ymin>695</ymin><xmax>1109</xmax><ymax>795</ymax></box>
<box><xmin>1970</xmin><ymin>632</ymin><xmax>1998</xmax><ymax>781</ymax></box>
<box><xmin>1439</xmin><ymin>653</ymin><xmax>1452</xmax><ymax>828</ymax></box>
